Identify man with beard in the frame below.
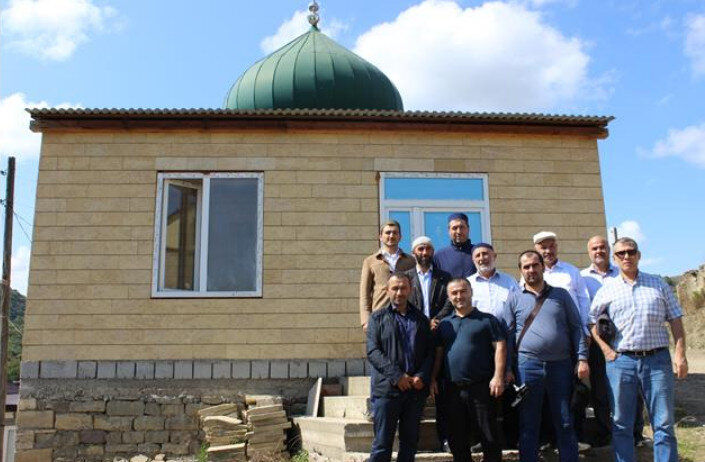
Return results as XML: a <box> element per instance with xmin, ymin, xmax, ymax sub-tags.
<box><xmin>589</xmin><ymin>238</ymin><xmax>687</xmax><ymax>462</ymax></box>
<box><xmin>433</xmin><ymin>213</ymin><xmax>476</xmax><ymax>279</ymax></box>
<box><xmin>404</xmin><ymin>236</ymin><xmax>452</xmax><ymax>451</ymax></box>
<box><xmin>360</xmin><ymin>220</ymin><xmax>416</xmax><ymax>332</ymax></box>
<box><xmin>502</xmin><ymin>251</ymin><xmax>589</xmax><ymax>462</ymax></box>
<box><xmin>367</xmin><ymin>272</ymin><xmax>434</xmax><ymax>462</ymax></box>
<box><xmin>432</xmin><ymin>278</ymin><xmax>506</xmax><ymax>462</ymax></box>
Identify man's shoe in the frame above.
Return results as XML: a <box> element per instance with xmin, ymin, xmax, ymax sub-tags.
<box><xmin>470</xmin><ymin>443</ymin><xmax>482</xmax><ymax>454</ymax></box>
<box><xmin>578</xmin><ymin>442</ymin><xmax>591</xmax><ymax>452</ymax></box>
<box><xmin>362</xmin><ymin>410</ymin><xmax>373</xmax><ymax>421</ymax></box>
<box><xmin>539</xmin><ymin>443</ymin><xmax>553</xmax><ymax>452</ymax></box>
<box><xmin>442</xmin><ymin>440</ymin><xmax>451</xmax><ymax>453</ymax></box>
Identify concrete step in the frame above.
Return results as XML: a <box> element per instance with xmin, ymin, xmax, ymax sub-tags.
<box><xmin>294</xmin><ymin>417</ymin><xmax>439</xmax><ymax>460</ymax></box>
<box><xmin>341</xmin><ymin>376</ymin><xmax>371</xmax><ymax>396</ymax></box>
<box><xmin>322</xmin><ymin>395</ymin><xmax>437</xmax><ymax>420</ymax></box>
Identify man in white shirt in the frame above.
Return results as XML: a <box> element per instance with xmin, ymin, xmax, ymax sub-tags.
<box><xmin>468</xmin><ymin>243</ymin><xmax>519</xmax><ymax>318</ymax></box>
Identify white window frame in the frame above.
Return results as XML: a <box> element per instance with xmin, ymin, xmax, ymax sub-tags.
<box><xmin>152</xmin><ymin>172</ymin><xmax>264</xmax><ymax>298</ymax></box>
<box><xmin>379</xmin><ymin>172</ymin><xmax>492</xmax><ymax>244</ymax></box>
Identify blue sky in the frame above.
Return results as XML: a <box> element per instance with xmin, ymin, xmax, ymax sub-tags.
<box><xmin>1</xmin><ymin>0</ymin><xmax>705</xmax><ymax>294</ymax></box>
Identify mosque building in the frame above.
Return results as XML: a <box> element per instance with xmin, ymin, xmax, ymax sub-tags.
<box><xmin>17</xmin><ymin>3</ymin><xmax>612</xmax><ymax>460</ymax></box>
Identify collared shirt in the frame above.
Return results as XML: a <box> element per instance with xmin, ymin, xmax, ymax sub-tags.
<box><xmin>580</xmin><ymin>263</ymin><xmax>619</xmax><ymax>300</ymax></box>
<box><xmin>589</xmin><ymin>271</ymin><xmax>682</xmax><ymax>352</ymax></box>
<box><xmin>433</xmin><ymin>240</ymin><xmax>476</xmax><ymax>278</ymax></box>
<box><xmin>417</xmin><ymin>266</ymin><xmax>433</xmax><ymax>318</ymax></box>
<box><xmin>393</xmin><ymin>306</ymin><xmax>418</xmax><ymax>373</ymax></box>
<box><xmin>502</xmin><ymin>284</ymin><xmax>588</xmax><ymax>362</ymax></box>
<box><xmin>436</xmin><ymin>309</ymin><xmax>506</xmax><ymax>383</ymax></box>
<box><xmin>543</xmin><ymin>260</ymin><xmax>591</xmax><ymax>335</ymax></box>
<box><xmin>382</xmin><ymin>248</ymin><xmax>401</xmax><ymax>272</ymax></box>
<box><xmin>468</xmin><ymin>270</ymin><xmax>519</xmax><ymax>318</ymax></box>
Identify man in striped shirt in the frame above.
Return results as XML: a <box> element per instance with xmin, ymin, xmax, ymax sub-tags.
<box><xmin>589</xmin><ymin>237</ymin><xmax>688</xmax><ymax>462</ymax></box>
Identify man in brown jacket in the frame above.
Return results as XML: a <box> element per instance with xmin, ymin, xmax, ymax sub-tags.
<box><xmin>359</xmin><ymin>220</ymin><xmax>416</xmax><ymax>332</ymax></box>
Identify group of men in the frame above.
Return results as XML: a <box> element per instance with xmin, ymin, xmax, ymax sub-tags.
<box><xmin>359</xmin><ymin>213</ymin><xmax>688</xmax><ymax>462</ymax></box>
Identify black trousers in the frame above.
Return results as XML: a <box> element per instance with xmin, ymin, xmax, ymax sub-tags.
<box><xmin>575</xmin><ymin>340</ymin><xmax>612</xmax><ymax>444</ymax></box>
<box><xmin>445</xmin><ymin>381</ymin><xmax>502</xmax><ymax>462</ymax></box>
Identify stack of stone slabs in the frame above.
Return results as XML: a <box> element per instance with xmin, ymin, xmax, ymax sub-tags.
<box><xmin>198</xmin><ymin>404</ymin><xmax>247</xmax><ymax>461</ymax></box>
<box><xmin>243</xmin><ymin>396</ymin><xmax>291</xmax><ymax>457</ymax></box>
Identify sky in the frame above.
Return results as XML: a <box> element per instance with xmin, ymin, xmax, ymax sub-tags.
<box><xmin>1</xmin><ymin>0</ymin><xmax>705</xmax><ymax>295</ymax></box>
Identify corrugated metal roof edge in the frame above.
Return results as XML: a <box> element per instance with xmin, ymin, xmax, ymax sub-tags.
<box><xmin>26</xmin><ymin>108</ymin><xmax>614</xmax><ymax>126</ymax></box>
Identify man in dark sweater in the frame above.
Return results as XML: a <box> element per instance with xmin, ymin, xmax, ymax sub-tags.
<box><xmin>366</xmin><ymin>272</ymin><xmax>434</xmax><ymax>462</ymax></box>
<box><xmin>502</xmin><ymin>251</ymin><xmax>589</xmax><ymax>462</ymax></box>
<box><xmin>432</xmin><ymin>278</ymin><xmax>507</xmax><ymax>462</ymax></box>
<box><xmin>432</xmin><ymin>213</ymin><xmax>476</xmax><ymax>278</ymax></box>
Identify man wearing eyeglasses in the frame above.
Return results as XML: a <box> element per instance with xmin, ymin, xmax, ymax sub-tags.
<box><xmin>589</xmin><ymin>237</ymin><xmax>688</xmax><ymax>462</ymax></box>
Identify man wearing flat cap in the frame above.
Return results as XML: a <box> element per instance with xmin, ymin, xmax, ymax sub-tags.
<box><xmin>433</xmin><ymin>213</ymin><xmax>477</xmax><ymax>279</ymax></box>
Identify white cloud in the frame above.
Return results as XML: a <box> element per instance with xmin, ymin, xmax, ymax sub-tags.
<box><xmin>0</xmin><ymin>93</ymin><xmax>82</xmax><ymax>161</ymax></box>
<box><xmin>260</xmin><ymin>9</ymin><xmax>347</xmax><ymax>54</ymax></box>
<box><xmin>353</xmin><ymin>0</ymin><xmax>606</xmax><ymax>112</ymax></box>
<box><xmin>616</xmin><ymin>220</ymin><xmax>647</xmax><ymax>244</ymax></box>
<box><xmin>685</xmin><ymin>13</ymin><xmax>705</xmax><ymax>77</ymax></box>
<box><xmin>0</xmin><ymin>0</ymin><xmax>118</xmax><ymax>61</ymax></box>
<box><xmin>649</xmin><ymin>122</ymin><xmax>705</xmax><ymax>168</ymax></box>
<box><xmin>11</xmin><ymin>245</ymin><xmax>30</xmax><ymax>296</ymax></box>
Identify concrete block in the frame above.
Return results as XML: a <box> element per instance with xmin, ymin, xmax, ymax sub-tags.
<box><xmin>78</xmin><ymin>445</ymin><xmax>104</xmax><ymax>456</ymax></box>
<box><xmin>169</xmin><ymin>431</ymin><xmax>194</xmax><ymax>443</ymax></box>
<box><xmin>154</xmin><ymin>361</ymin><xmax>174</xmax><ymax>379</ymax></box>
<box><xmin>15</xmin><ymin>430</ymin><xmax>35</xmax><ymax>450</ymax></box>
<box><xmin>97</xmin><ymin>361</ymin><xmax>117</xmax><ymax>379</ymax></box>
<box><xmin>185</xmin><ymin>403</ymin><xmax>207</xmax><ymax>417</ymax></box>
<box><xmin>328</xmin><ymin>360</ymin><xmax>346</xmax><ymax>378</ymax></box>
<box><xmin>105</xmin><ymin>443</ymin><xmax>137</xmax><ymax>453</ymax></box>
<box><xmin>79</xmin><ymin>430</ymin><xmax>106</xmax><ymax>444</ymax></box>
<box><xmin>94</xmin><ymin>415</ymin><xmax>133</xmax><ymax>431</ymax></box>
<box><xmin>161</xmin><ymin>404</ymin><xmax>184</xmax><ymax>416</ymax></box>
<box><xmin>135</xmin><ymin>361</ymin><xmax>155</xmax><ymax>379</ymax></box>
<box><xmin>105</xmin><ymin>432</ymin><xmax>122</xmax><ymax>444</ymax></box>
<box><xmin>193</xmin><ymin>361</ymin><xmax>212</xmax><ymax>379</ymax></box>
<box><xmin>17</xmin><ymin>410</ymin><xmax>54</xmax><ymax>429</ymax></box>
<box><xmin>18</xmin><ymin>398</ymin><xmax>37</xmax><ymax>411</ymax></box>
<box><xmin>14</xmin><ymin>448</ymin><xmax>53</xmax><ymax>462</ymax></box>
<box><xmin>212</xmin><ymin>361</ymin><xmax>231</xmax><ymax>379</ymax></box>
<box><xmin>138</xmin><ymin>442</ymin><xmax>162</xmax><ymax>454</ymax></box>
<box><xmin>161</xmin><ymin>442</ymin><xmax>190</xmax><ymax>455</ymax></box>
<box><xmin>55</xmin><ymin>413</ymin><xmax>93</xmax><ymax>430</ymax></box>
<box><xmin>174</xmin><ymin>361</ymin><xmax>192</xmax><ymax>379</ymax></box>
<box><xmin>251</xmin><ymin>360</ymin><xmax>269</xmax><ymax>379</ymax></box>
<box><xmin>40</xmin><ymin>360</ymin><xmax>77</xmax><ymax>379</ymax></box>
<box><xmin>77</xmin><ymin>361</ymin><xmax>97</xmax><ymax>379</ymax></box>
<box><xmin>122</xmin><ymin>431</ymin><xmax>145</xmax><ymax>444</ymax></box>
<box><xmin>145</xmin><ymin>402</ymin><xmax>160</xmax><ymax>416</ymax></box>
<box><xmin>116</xmin><ymin>362</ymin><xmax>136</xmax><ymax>379</ymax></box>
<box><xmin>145</xmin><ymin>430</ymin><xmax>170</xmax><ymax>443</ymax></box>
<box><xmin>165</xmin><ymin>415</ymin><xmax>198</xmax><ymax>431</ymax></box>
<box><xmin>133</xmin><ymin>416</ymin><xmax>165</xmax><ymax>431</ymax></box>
<box><xmin>289</xmin><ymin>361</ymin><xmax>308</xmax><ymax>378</ymax></box>
<box><xmin>346</xmin><ymin>359</ymin><xmax>365</xmax><ymax>376</ymax></box>
<box><xmin>107</xmin><ymin>400</ymin><xmax>144</xmax><ymax>416</ymax></box>
<box><xmin>69</xmin><ymin>400</ymin><xmax>106</xmax><ymax>413</ymax></box>
<box><xmin>232</xmin><ymin>361</ymin><xmax>251</xmax><ymax>379</ymax></box>
<box><xmin>308</xmin><ymin>361</ymin><xmax>327</xmax><ymax>378</ymax></box>
<box><xmin>270</xmin><ymin>360</ymin><xmax>289</xmax><ymax>379</ymax></box>
<box><xmin>20</xmin><ymin>361</ymin><xmax>40</xmax><ymax>379</ymax></box>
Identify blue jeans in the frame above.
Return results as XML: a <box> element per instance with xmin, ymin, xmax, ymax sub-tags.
<box><xmin>605</xmin><ymin>349</ymin><xmax>678</xmax><ymax>462</ymax></box>
<box><xmin>517</xmin><ymin>355</ymin><xmax>578</xmax><ymax>462</ymax></box>
<box><xmin>370</xmin><ymin>390</ymin><xmax>427</xmax><ymax>462</ymax></box>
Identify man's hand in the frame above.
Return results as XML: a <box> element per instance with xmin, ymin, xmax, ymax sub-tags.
<box><xmin>396</xmin><ymin>374</ymin><xmax>413</xmax><ymax>391</ymax></box>
<box><xmin>362</xmin><ymin>323</ymin><xmax>368</xmax><ymax>334</ymax></box>
<box><xmin>411</xmin><ymin>376</ymin><xmax>425</xmax><ymax>391</ymax></box>
<box><xmin>604</xmin><ymin>349</ymin><xmax>618</xmax><ymax>362</ymax></box>
<box><xmin>674</xmin><ymin>354</ymin><xmax>688</xmax><ymax>379</ymax></box>
<box><xmin>576</xmin><ymin>360</ymin><xmax>590</xmax><ymax>380</ymax></box>
<box><xmin>489</xmin><ymin>375</ymin><xmax>504</xmax><ymax>397</ymax></box>
<box><xmin>430</xmin><ymin>379</ymin><xmax>438</xmax><ymax>396</ymax></box>
<box><xmin>430</xmin><ymin>318</ymin><xmax>440</xmax><ymax>331</ymax></box>
<box><xmin>505</xmin><ymin>370</ymin><xmax>515</xmax><ymax>384</ymax></box>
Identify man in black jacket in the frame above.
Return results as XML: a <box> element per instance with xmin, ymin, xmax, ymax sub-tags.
<box><xmin>404</xmin><ymin>236</ymin><xmax>452</xmax><ymax>451</ymax></box>
<box><xmin>367</xmin><ymin>272</ymin><xmax>434</xmax><ymax>462</ymax></box>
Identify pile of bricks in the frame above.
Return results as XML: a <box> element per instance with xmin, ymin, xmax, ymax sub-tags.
<box><xmin>242</xmin><ymin>396</ymin><xmax>290</xmax><ymax>457</ymax></box>
<box><xmin>198</xmin><ymin>404</ymin><xmax>248</xmax><ymax>461</ymax></box>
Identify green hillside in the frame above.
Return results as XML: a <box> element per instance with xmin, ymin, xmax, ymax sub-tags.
<box><xmin>5</xmin><ymin>288</ymin><xmax>25</xmax><ymax>382</ymax></box>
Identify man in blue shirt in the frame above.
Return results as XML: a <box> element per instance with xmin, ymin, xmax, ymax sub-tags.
<box><xmin>432</xmin><ymin>278</ymin><xmax>506</xmax><ymax>462</ymax></box>
<box><xmin>502</xmin><ymin>251</ymin><xmax>589</xmax><ymax>462</ymax></box>
<box><xmin>589</xmin><ymin>237</ymin><xmax>688</xmax><ymax>462</ymax></box>
<box><xmin>433</xmin><ymin>213</ymin><xmax>476</xmax><ymax>278</ymax></box>
<box><xmin>367</xmin><ymin>272</ymin><xmax>434</xmax><ymax>462</ymax></box>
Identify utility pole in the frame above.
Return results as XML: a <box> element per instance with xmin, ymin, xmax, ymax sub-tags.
<box><xmin>0</xmin><ymin>156</ymin><xmax>16</xmax><ymax>459</ymax></box>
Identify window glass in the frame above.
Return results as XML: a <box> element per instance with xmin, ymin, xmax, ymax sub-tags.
<box><xmin>423</xmin><ymin>211</ymin><xmax>483</xmax><ymax>248</ymax></box>
<box><xmin>384</xmin><ymin>178</ymin><xmax>484</xmax><ymax>201</ymax></box>
<box><xmin>207</xmin><ymin>178</ymin><xmax>259</xmax><ymax>291</ymax></box>
<box><xmin>164</xmin><ymin>184</ymin><xmax>197</xmax><ymax>290</ymax></box>
<box><xmin>389</xmin><ymin>210</ymin><xmax>411</xmax><ymax>254</ymax></box>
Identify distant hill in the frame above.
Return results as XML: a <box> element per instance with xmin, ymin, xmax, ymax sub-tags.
<box><xmin>672</xmin><ymin>264</ymin><xmax>705</xmax><ymax>349</ymax></box>
<box><xmin>2</xmin><ymin>288</ymin><xmax>25</xmax><ymax>382</ymax></box>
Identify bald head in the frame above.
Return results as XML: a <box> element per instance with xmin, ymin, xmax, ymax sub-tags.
<box><xmin>587</xmin><ymin>235</ymin><xmax>609</xmax><ymax>271</ymax></box>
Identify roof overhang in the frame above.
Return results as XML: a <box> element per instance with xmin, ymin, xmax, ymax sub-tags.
<box><xmin>27</xmin><ymin>108</ymin><xmax>614</xmax><ymax>138</ymax></box>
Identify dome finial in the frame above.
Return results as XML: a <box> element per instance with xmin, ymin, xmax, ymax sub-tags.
<box><xmin>308</xmin><ymin>1</ymin><xmax>320</xmax><ymax>29</ymax></box>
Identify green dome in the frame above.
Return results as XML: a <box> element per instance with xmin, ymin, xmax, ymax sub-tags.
<box><xmin>224</xmin><ymin>27</ymin><xmax>404</xmax><ymax>111</ymax></box>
